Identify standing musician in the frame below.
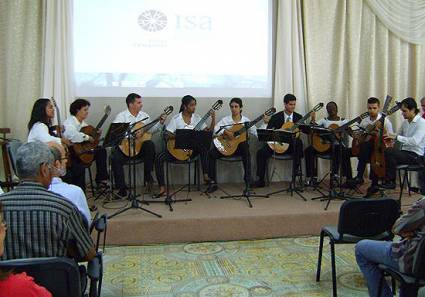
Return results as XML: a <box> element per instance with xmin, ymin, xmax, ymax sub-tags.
<box><xmin>348</xmin><ymin>97</ymin><xmax>393</xmax><ymax>193</ymax></box>
<box><xmin>154</xmin><ymin>95</ymin><xmax>215</xmax><ymax>198</ymax></box>
<box><xmin>207</xmin><ymin>98</ymin><xmax>257</xmax><ymax>193</ymax></box>
<box><xmin>112</xmin><ymin>93</ymin><xmax>166</xmax><ymax>197</ymax></box>
<box><xmin>378</xmin><ymin>98</ymin><xmax>425</xmax><ymax>194</ymax></box>
<box><xmin>305</xmin><ymin>101</ymin><xmax>352</xmax><ymax>186</ymax></box>
<box><xmin>62</xmin><ymin>99</ymin><xmax>109</xmax><ymax>191</ymax></box>
<box><xmin>253</xmin><ymin>93</ymin><xmax>303</xmax><ymax>188</ymax></box>
<box><xmin>27</xmin><ymin>98</ymin><xmax>70</xmax><ymax>147</ymax></box>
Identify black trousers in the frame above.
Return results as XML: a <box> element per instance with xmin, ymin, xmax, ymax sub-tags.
<box><xmin>355</xmin><ymin>141</ymin><xmax>373</xmax><ymax>179</ymax></box>
<box><xmin>111</xmin><ymin>140</ymin><xmax>155</xmax><ymax>190</ymax></box>
<box><xmin>63</xmin><ymin>148</ymin><xmax>108</xmax><ymax>191</ymax></box>
<box><xmin>304</xmin><ymin>145</ymin><xmax>352</xmax><ymax>179</ymax></box>
<box><xmin>255</xmin><ymin>138</ymin><xmax>303</xmax><ymax>182</ymax></box>
<box><xmin>208</xmin><ymin>141</ymin><xmax>251</xmax><ymax>184</ymax></box>
<box><xmin>155</xmin><ymin>148</ymin><xmax>209</xmax><ymax>187</ymax></box>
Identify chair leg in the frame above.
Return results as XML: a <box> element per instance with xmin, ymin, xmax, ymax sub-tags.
<box><xmin>330</xmin><ymin>240</ymin><xmax>337</xmax><ymax>297</ymax></box>
<box><xmin>316</xmin><ymin>230</ymin><xmax>325</xmax><ymax>282</ymax></box>
<box><xmin>197</xmin><ymin>160</ymin><xmax>201</xmax><ymax>191</ymax></box>
<box><xmin>88</xmin><ymin>167</ymin><xmax>95</xmax><ymax>197</ymax></box>
<box><xmin>188</xmin><ymin>162</ymin><xmax>191</xmax><ymax>192</ymax></box>
<box><xmin>399</xmin><ymin>170</ymin><xmax>407</xmax><ymax>207</ymax></box>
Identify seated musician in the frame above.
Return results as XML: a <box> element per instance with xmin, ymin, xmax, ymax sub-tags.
<box><xmin>206</xmin><ymin>98</ymin><xmax>257</xmax><ymax>193</ymax></box>
<box><xmin>305</xmin><ymin>101</ymin><xmax>352</xmax><ymax>186</ymax></box>
<box><xmin>112</xmin><ymin>93</ymin><xmax>166</xmax><ymax>197</ymax></box>
<box><xmin>154</xmin><ymin>95</ymin><xmax>215</xmax><ymax>198</ymax></box>
<box><xmin>253</xmin><ymin>93</ymin><xmax>303</xmax><ymax>188</ymax></box>
<box><xmin>377</xmin><ymin>98</ymin><xmax>425</xmax><ymax>194</ymax></box>
<box><xmin>62</xmin><ymin>99</ymin><xmax>109</xmax><ymax>191</ymax></box>
<box><xmin>347</xmin><ymin>97</ymin><xmax>393</xmax><ymax>196</ymax></box>
<box><xmin>27</xmin><ymin>98</ymin><xmax>70</xmax><ymax>147</ymax></box>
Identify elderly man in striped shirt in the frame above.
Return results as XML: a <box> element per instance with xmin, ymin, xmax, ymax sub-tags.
<box><xmin>0</xmin><ymin>141</ymin><xmax>95</xmax><ymax>262</ymax></box>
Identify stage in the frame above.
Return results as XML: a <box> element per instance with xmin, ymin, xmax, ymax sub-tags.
<box><xmin>91</xmin><ymin>182</ymin><xmax>419</xmax><ymax>246</ymax></box>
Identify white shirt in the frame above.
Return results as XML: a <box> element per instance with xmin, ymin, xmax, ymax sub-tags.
<box><xmin>49</xmin><ymin>177</ymin><xmax>91</xmax><ymax>226</ymax></box>
<box><xmin>359</xmin><ymin>113</ymin><xmax>394</xmax><ymax>134</ymax></box>
<box><xmin>396</xmin><ymin>114</ymin><xmax>425</xmax><ymax>156</ymax></box>
<box><xmin>166</xmin><ymin>113</ymin><xmax>206</xmax><ymax>133</ymax></box>
<box><xmin>28</xmin><ymin>122</ymin><xmax>61</xmax><ymax>145</ymax></box>
<box><xmin>113</xmin><ymin>109</ymin><xmax>162</xmax><ymax>133</ymax></box>
<box><xmin>63</xmin><ymin>116</ymin><xmax>90</xmax><ymax>143</ymax></box>
<box><xmin>214</xmin><ymin>115</ymin><xmax>257</xmax><ymax>138</ymax></box>
<box><xmin>316</xmin><ymin>118</ymin><xmax>348</xmax><ymax>128</ymax></box>
<box><xmin>0</xmin><ymin>187</ymin><xmax>3</xmax><ymax>194</ymax></box>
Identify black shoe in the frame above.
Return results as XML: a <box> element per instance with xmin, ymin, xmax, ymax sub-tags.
<box><xmin>364</xmin><ymin>185</ymin><xmax>379</xmax><ymax>198</ymax></box>
<box><xmin>380</xmin><ymin>181</ymin><xmax>396</xmax><ymax>190</ymax></box>
<box><xmin>305</xmin><ymin>177</ymin><xmax>318</xmax><ymax>187</ymax></box>
<box><xmin>152</xmin><ymin>191</ymin><xmax>166</xmax><ymax>199</ymax></box>
<box><xmin>117</xmin><ymin>188</ymin><xmax>127</xmax><ymax>198</ymax></box>
<box><xmin>206</xmin><ymin>182</ymin><xmax>218</xmax><ymax>193</ymax></box>
<box><xmin>252</xmin><ymin>180</ymin><xmax>265</xmax><ymax>188</ymax></box>
<box><xmin>349</xmin><ymin>177</ymin><xmax>364</xmax><ymax>186</ymax></box>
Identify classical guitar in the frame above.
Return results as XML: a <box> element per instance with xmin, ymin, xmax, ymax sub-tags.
<box><xmin>72</xmin><ymin>105</ymin><xmax>111</xmax><ymax>165</ymax></box>
<box><xmin>50</xmin><ymin>97</ymin><xmax>72</xmax><ymax>166</ymax></box>
<box><xmin>268</xmin><ymin>103</ymin><xmax>324</xmax><ymax>154</ymax></box>
<box><xmin>119</xmin><ymin>106</ymin><xmax>174</xmax><ymax>157</ymax></box>
<box><xmin>167</xmin><ymin>100</ymin><xmax>223</xmax><ymax>161</ymax></box>
<box><xmin>213</xmin><ymin>107</ymin><xmax>276</xmax><ymax>156</ymax></box>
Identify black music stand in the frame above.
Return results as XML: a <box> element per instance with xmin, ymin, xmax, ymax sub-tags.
<box><xmin>257</xmin><ymin>129</ymin><xmax>306</xmax><ymax>200</ymax></box>
<box><xmin>106</xmin><ymin>122</ymin><xmax>162</xmax><ymax>219</ymax></box>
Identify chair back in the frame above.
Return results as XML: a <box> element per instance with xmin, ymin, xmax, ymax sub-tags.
<box><xmin>0</xmin><ymin>257</ymin><xmax>81</xmax><ymax>297</ymax></box>
<box><xmin>337</xmin><ymin>198</ymin><xmax>399</xmax><ymax>238</ymax></box>
<box><xmin>6</xmin><ymin>139</ymin><xmax>22</xmax><ymax>175</ymax></box>
<box><xmin>412</xmin><ymin>236</ymin><xmax>425</xmax><ymax>278</ymax></box>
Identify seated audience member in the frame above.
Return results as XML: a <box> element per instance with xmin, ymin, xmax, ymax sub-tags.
<box><xmin>48</xmin><ymin>144</ymin><xmax>92</xmax><ymax>227</ymax></box>
<box><xmin>355</xmin><ymin>197</ymin><xmax>425</xmax><ymax>297</ymax></box>
<box><xmin>0</xmin><ymin>141</ymin><xmax>95</xmax><ymax>261</ymax></box>
<box><xmin>0</xmin><ymin>203</ymin><xmax>52</xmax><ymax>297</ymax></box>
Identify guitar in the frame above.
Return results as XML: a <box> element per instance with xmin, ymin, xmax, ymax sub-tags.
<box><xmin>213</xmin><ymin>108</ymin><xmax>276</xmax><ymax>156</ymax></box>
<box><xmin>167</xmin><ymin>100</ymin><xmax>223</xmax><ymax>161</ymax></box>
<box><xmin>119</xmin><ymin>106</ymin><xmax>174</xmax><ymax>157</ymax></box>
<box><xmin>312</xmin><ymin>112</ymin><xmax>370</xmax><ymax>153</ymax></box>
<box><xmin>268</xmin><ymin>103</ymin><xmax>324</xmax><ymax>154</ymax></box>
<box><xmin>49</xmin><ymin>97</ymin><xmax>64</xmax><ymax>138</ymax></box>
<box><xmin>72</xmin><ymin>105</ymin><xmax>111</xmax><ymax>165</ymax></box>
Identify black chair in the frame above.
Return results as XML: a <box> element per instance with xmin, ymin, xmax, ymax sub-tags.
<box><xmin>397</xmin><ymin>164</ymin><xmax>425</xmax><ymax>206</ymax></box>
<box><xmin>378</xmin><ymin>236</ymin><xmax>425</xmax><ymax>297</ymax></box>
<box><xmin>316</xmin><ymin>198</ymin><xmax>400</xmax><ymax>297</ymax></box>
<box><xmin>0</xmin><ymin>254</ymin><xmax>102</xmax><ymax>297</ymax></box>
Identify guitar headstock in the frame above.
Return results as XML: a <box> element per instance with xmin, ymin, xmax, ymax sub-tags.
<box><xmin>265</xmin><ymin>107</ymin><xmax>276</xmax><ymax>116</ymax></box>
<box><xmin>382</xmin><ymin>95</ymin><xmax>393</xmax><ymax>114</ymax></box>
<box><xmin>358</xmin><ymin>112</ymin><xmax>369</xmax><ymax>122</ymax></box>
<box><xmin>164</xmin><ymin>105</ymin><xmax>174</xmax><ymax>115</ymax></box>
<box><xmin>312</xmin><ymin>102</ymin><xmax>324</xmax><ymax>112</ymax></box>
<box><xmin>212</xmin><ymin>100</ymin><xmax>223</xmax><ymax>111</ymax></box>
<box><xmin>387</xmin><ymin>102</ymin><xmax>401</xmax><ymax>115</ymax></box>
<box><xmin>104</xmin><ymin>105</ymin><xmax>112</xmax><ymax>115</ymax></box>
<box><xmin>50</xmin><ymin>97</ymin><xmax>58</xmax><ymax>109</ymax></box>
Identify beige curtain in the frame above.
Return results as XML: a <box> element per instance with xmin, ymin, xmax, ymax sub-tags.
<box><xmin>0</xmin><ymin>0</ymin><xmax>44</xmax><ymax>141</ymax></box>
<box><xmin>303</xmin><ymin>0</ymin><xmax>425</xmax><ymax>131</ymax></box>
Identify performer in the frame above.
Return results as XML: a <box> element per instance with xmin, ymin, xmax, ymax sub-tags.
<box><xmin>112</xmin><ymin>93</ymin><xmax>166</xmax><ymax>197</ymax></box>
<box><xmin>27</xmin><ymin>98</ymin><xmax>70</xmax><ymax>146</ymax></box>
<box><xmin>374</xmin><ymin>98</ymin><xmax>425</xmax><ymax>195</ymax></box>
<box><xmin>305</xmin><ymin>101</ymin><xmax>352</xmax><ymax>186</ymax></box>
<box><xmin>348</xmin><ymin>97</ymin><xmax>393</xmax><ymax>190</ymax></box>
<box><xmin>62</xmin><ymin>99</ymin><xmax>109</xmax><ymax>190</ymax></box>
<box><xmin>154</xmin><ymin>95</ymin><xmax>215</xmax><ymax>198</ymax></box>
<box><xmin>253</xmin><ymin>93</ymin><xmax>303</xmax><ymax>188</ymax></box>
<box><xmin>206</xmin><ymin>98</ymin><xmax>257</xmax><ymax>193</ymax></box>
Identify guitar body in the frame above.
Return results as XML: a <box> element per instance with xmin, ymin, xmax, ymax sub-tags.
<box><xmin>267</xmin><ymin>121</ymin><xmax>295</xmax><ymax>153</ymax></box>
<box><xmin>312</xmin><ymin>123</ymin><xmax>340</xmax><ymax>153</ymax></box>
<box><xmin>119</xmin><ymin>122</ymin><xmax>152</xmax><ymax>157</ymax></box>
<box><xmin>213</xmin><ymin>124</ymin><xmax>247</xmax><ymax>156</ymax></box>
<box><xmin>72</xmin><ymin>126</ymin><xmax>99</xmax><ymax>165</ymax></box>
<box><xmin>166</xmin><ymin>139</ymin><xmax>193</xmax><ymax>160</ymax></box>
<box><xmin>370</xmin><ymin>132</ymin><xmax>387</xmax><ymax>178</ymax></box>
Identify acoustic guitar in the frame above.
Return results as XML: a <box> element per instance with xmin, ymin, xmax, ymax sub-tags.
<box><xmin>167</xmin><ymin>100</ymin><xmax>223</xmax><ymax>161</ymax></box>
<box><xmin>50</xmin><ymin>97</ymin><xmax>72</xmax><ymax>166</ymax></box>
<box><xmin>119</xmin><ymin>106</ymin><xmax>174</xmax><ymax>157</ymax></box>
<box><xmin>213</xmin><ymin>107</ymin><xmax>276</xmax><ymax>156</ymax></box>
<box><xmin>72</xmin><ymin>105</ymin><xmax>111</xmax><ymax>165</ymax></box>
<box><xmin>268</xmin><ymin>103</ymin><xmax>324</xmax><ymax>154</ymax></box>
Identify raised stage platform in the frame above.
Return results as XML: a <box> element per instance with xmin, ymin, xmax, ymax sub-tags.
<box><xmin>92</xmin><ymin>182</ymin><xmax>418</xmax><ymax>245</ymax></box>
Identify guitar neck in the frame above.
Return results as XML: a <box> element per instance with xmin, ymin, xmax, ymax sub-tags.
<box><xmin>95</xmin><ymin>113</ymin><xmax>109</xmax><ymax>130</ymax></box>
<box><xmin>141</xmin><ymin>117</ymin><xmax>160</xmax><ymax>132</ymax></box>
<box><xmin>234</xmin><ymin>114</ymin><xmax>263</xmax><ymax>136</ymax></box>
<box><xmin>194</xmin><ymin>110</ymin><xmax>213</xmax><ymax>131</ymax></box>
<box><xmin>335</xmin><ymin>113</ymin><xmax>368</xmax><ymax>132</ymax></box>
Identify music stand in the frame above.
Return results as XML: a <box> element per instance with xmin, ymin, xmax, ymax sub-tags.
<box><xmin>257</xmin><ymin>129</ymin><xmax>306</xmax><ymax>200</ymax></box>
<box><xmin>105</xmin><ymin>122</ymin><xmax>162</xmax><ymax>219</ymax></box>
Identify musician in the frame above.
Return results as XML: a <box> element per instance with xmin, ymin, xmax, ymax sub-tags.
<box><xmin>206</xmin><ymin>98</ymin><xmax>256</xmax><ymax>193</ymax></box>
<box><xmin>305</xmin><ymin>101</ymin><xmax>352</xmax><ymax>185</ymax></box>
<box><xmin>62</xmin><ymin>99</ymin><xmax>109</xmax><ymax>190</ymax></box>
<box><xmin>349</xmin><ymin>97</ymin><xmax>393</xmax><ymax>191</ymax></box>
<box><xmin>27</xmin><ymin>98</ymin><xmax>70</xmax><ymax>146</ymax></box>
<box><xmin>377</xmin><ymin>98</ymin><xmax>425</xmax><ymax>195</ymax></box>
<box><xmin>154</xmin><ymin>95</ymin><xmax>215</xmax><ymax>198</ymax></box>
<box><xmin>112</xmin><ymin>93</ymin><xmax>166</xmax><ymax>197</ymax></box>
<box><xmin>253</xmin><ymin>94</ymin><xmax>303</xmax><ymax>188</ymax></box>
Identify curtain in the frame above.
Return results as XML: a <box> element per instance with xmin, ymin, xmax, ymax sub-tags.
<box><xmin>41</xmin><ymin>0</ymin><xmax>75</xmax><ymax>123</ymax></box>
<box><xmin>365</xmin><ymin>0</ymin><xmax>425</xmax><ymax>45</ymax></box>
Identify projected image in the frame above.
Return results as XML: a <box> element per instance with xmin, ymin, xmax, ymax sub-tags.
<box><xmin>74</xmin><ymin>0</ymin><xmax>272</xmax><ymax>97</ymax></box>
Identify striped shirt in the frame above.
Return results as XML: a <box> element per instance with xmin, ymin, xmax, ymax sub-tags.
<box><xmin>0</xmin><ymin>181</ymin><xmax>94</xmax><ymax>260</ymax></box>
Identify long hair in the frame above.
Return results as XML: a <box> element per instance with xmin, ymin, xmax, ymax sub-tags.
<box><xmin>27</xmin><ymin>98</ymin><xmax>52</xmax><ymax>131</ymax></box>
<box><xmin>0</xmin><ymin>203</ymin><xmax>11</xmax><ymax>281</ymax></box>
<box><xmin>179</xmin><ymin>95</ymin><xmax>196</xmax><ymax>113</ymax></box>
